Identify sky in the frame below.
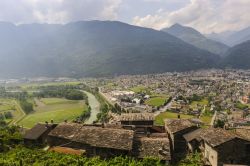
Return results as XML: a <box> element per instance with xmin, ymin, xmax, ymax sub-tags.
<box><xmin>0</xmin><ymin>0</ymin><xmax>250</xmax><ymax>34</ymax></box>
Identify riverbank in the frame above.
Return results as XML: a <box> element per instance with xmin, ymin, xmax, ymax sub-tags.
<box><xmin>82</xmin><ymin>91</ymin><xmax>101</xmax><ymax>124</ymax></box>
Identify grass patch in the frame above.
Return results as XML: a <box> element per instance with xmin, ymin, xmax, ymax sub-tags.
<box><xmin>0</xmin><ymin>104</ymin><xmax>15</xmax><ymax>112</ymax></box>
<box><xmin>40</xmin><ymin>98</ymin><xmax>77</xmax><ymax>105</ymax></box>
<box><xmin>200</xmin><ymin>116</ymin><xmax>212</xmax><ymax>125</ymax></box>
<box><xmin>130</xmin><ymin>86</ymin><xmax>147</xmax><ymax>93</ymax></box>
<box><xmin>0</xmin><ymin>99</ymin><xmax>16</xmax><ymax>112</ymax></box>
<box><xmin>145</xmin><ymin>97</ymin><xmax>166</xmax><ymax>107</ymax></box>
<box><xmin>18</xmin><ymin>98</ymin><xmax>86</xmax><ymax>128</ymax></box>
<box><xmin>155</xmin><ymin>111</ymin><xmax>194</xmax><ymax>125</ymax></box>
<box><xmin>235</xmin><ymin>102</ymin><xmax>248</xmax><ymax>109</ymax></box>
<box><xmin>190</xmin><ymin>99</ymin><xmax>208</xmax><ymax>109</ymax></box>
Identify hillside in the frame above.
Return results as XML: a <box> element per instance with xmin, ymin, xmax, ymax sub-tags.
<box><xmin>162</xmin><ymin>24</ymin><xmax>229</xmax><ymax>56</ymax></box>
<box><xmin>223</xmin><ymin>40</ymin><xmax>250</xmax><ymax>69</ymax></box>
<box><xmin>207</xmin><ymin>27</ymin><xmax>250</xmax><ymax>47</ymax></box>
<box><xmin>0</xmin><ymin>21</ymin><xmax>220</xmax><ymax>78</ymax></box>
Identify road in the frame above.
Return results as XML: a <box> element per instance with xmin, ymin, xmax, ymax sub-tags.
<box><xmin>9</xmin><ymin>101</ymin><xmax>26</xmax><ymax>125</ymax></box>
<box><xmin>210</xmin><ymin>111</ymin><xmax>217</xmax><ymax>126</ymax></box>
<box><xmin>81</xmin><ymin>91</ymin><xmax>101</xmax><ymax>124</ymax></box>
<box><xmin>154</xmin><ymin>97</ymin><xmax>174</xmax><ymax>116</ymax></box>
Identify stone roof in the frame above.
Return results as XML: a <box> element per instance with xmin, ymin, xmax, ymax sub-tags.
<box><xmin>184</xmin><ymin>127</ymin><xmax>250</xmax><ymax>148</ymax></box>
<box><xmin>199</xmin><ymin>128</ymin><xmax>241</xmax><ymax>148</ymax></box>
<box><xmin>49</xmin><ymin>123</ymin><xmax>135</xmax><ymax>151</ymax></box>
<box><xmin>119</xmin><ymin>113</ymin><xmax>154</xmax><ymax>121</ymax></box>
<box><xmin>48</xmin><ymin>123</ymin><xmax>82</xmax><ymax>140</ymax></box>
<box><xmin>165</xmin><ymin>119</ymin><xmax>196</xmax><ymax>134</ymax></box>
<box><xmin>183</xmin><ymin>128</ymin><xmax>203</xmax><ymax>142</ymax></box>
<box><xmin>235</xmin><ymin>128</ymin><xmax>250</xmax><ymax>141</ymax></box>
<box><xmin>133</xmin><ymin>135</ymin><xmax>171</xmax><ymax>160</ymax></box>
<box><xmin>24</xmin><ymin>123</ymin><xmax>55</xmax><ymax>140</ymax></box>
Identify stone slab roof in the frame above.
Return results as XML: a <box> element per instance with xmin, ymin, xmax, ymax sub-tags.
<box><xmin>119</xmin><ymin>113</ymin><xmax>154</xmax><ymax>121</ymax></box>
<box><xmin>49</xmin><ymin>123</ymin><xmax>135</xmax><ymax>151</ymax></box>
<box><xmin>133</xmin><ymin>136</ymin><xmax>171</xmax><ymax>160</ymax></box>
<box><xmin>24</xmin><ymin>123</ymin><xmax>55</xmax><ymax>140</ymax></box>
<box><xmin>165</xmin><ymin>119</ymin><xmax>196</xmax><ymax>134</ymax></box>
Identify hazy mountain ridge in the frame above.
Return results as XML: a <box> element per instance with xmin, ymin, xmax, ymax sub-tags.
<box><xmin>0</xmin><ymin>21</ymin><xmax>219</xmax><ymax>78</ymax></box>
<box><xmin>223</xmin><ymin>40</ymin><xmax>250</xmax><ymax>69</ymax></box>
<box><xmin>207</xmin><ymin>27</ymin><xmax>250</xmax><ymax>47</ymax></box>
<box><xmin>162</xmin><ymin>24</ymin><xmax>229</xmax><ymax>56</ymax></box>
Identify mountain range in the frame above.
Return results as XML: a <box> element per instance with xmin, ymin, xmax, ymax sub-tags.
<box><xmin>0</xmin><ymin>21</ymin><xmax>219</xmax><ymax>78</ymax></box>
<box><xmin>0</xmin><ymin>21</ymin><xmax>250</xmax><ymax>78</ymax></box>
<box><xmin>162</xmin><ymin>24</ymin><xmax>229</xmax><ymax>56</ymax></box>
<box><xmin>206</xmin><ymin>27</ymin><xmax>250</xmax><ymax>47</ymax></box>
<box><xmin>223</xmin><ymin>40</ymin><xmax>250</xmax><ymax>69</ymax></box>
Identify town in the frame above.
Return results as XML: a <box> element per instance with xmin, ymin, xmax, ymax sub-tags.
<box><xmin>7</xmin><ymin>69</ymin><xmax>247</xmax><ymax>166</ymax></box>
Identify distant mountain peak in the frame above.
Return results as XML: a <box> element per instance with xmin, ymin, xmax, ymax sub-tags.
<box><xmin>162</xmin><ymin>23</ymin><xmax>229</xmax><ymax>56</ymax></box>
<box><xmin>171</xmin><ymin>23</ymin><xmax>183</xmax><ymax>27</ymax></box>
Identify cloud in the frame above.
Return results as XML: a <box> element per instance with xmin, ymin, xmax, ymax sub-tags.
<box><xmin>0</xmin><ymin>0</ymin><xmax>122</xmax><ymax>24</ymax></box>
<box><xmin>132</xmin><ymin>0</ymin><xmax>250</xmax><ymax>33</ymax></box>
<box><xmin>0</xmin><ymin>0</ymin><xmax>250</xmax><ymax>33</ymax></box>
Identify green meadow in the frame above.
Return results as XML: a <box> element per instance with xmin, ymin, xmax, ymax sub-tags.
<box><xmin>18</xmin><ymin>98</ymin><xmax>86</xmax><ymax>128</ymax></box>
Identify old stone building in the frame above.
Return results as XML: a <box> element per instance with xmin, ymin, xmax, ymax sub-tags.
<box><xmin>132</xmin><ymin>133</ymin><xmax>171</xmax><ymax>163</ymax></box>
<box><xmin>45</xmin><ymin>122</ymin><xmax>172</xmax><ymax>161</ymax></box>
<box><xmin>184</xmin><ymin>128</ymin><xmax>250</xmax><ymax>166</ymax></box>
<box><xmin>165</xmin><ymin>119</ymin><xmax>198</xmax><ymax>161</ymax></box>
<box><xmin>48</xmin><ymin>123</ymin><xmax>134</xmax><ymax>158</ymax></box>
<box><xmin>183</xmin><ymin>128</ymin><xmax>203</xmax><ymax>153</ymax></box>
<box><xmin>24</xmin><ymin>123</ymin><xmax>57</xmax><ymax>145</ymax></box>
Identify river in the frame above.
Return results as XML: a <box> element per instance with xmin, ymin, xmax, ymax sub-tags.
<box><xmin>82</xmin><ymin>91</ymin><xmax>101</xmax><ymax>124</ymax></box>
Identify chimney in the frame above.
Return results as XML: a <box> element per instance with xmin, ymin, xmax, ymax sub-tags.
<box><xmin>178</xmin><ymin>114</ymin><xmax>181</xmax><ymax>119</ymax></box>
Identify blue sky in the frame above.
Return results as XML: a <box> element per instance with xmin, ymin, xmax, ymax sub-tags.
<box><xmin>0</xmin><ymin>0</ymin><xmax>250</xmax><ymax>33</ymax></box>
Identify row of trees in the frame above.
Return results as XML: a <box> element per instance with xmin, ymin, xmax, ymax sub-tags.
<box><xmin>77</xmin><ymin>106</ymin><xmax>91</xmax><ymax>122</ymax></box>
<box><xmin>19</xmin><ymin>100</ymin><xmax>34</xmax><ymax>114</ymax></box>
<box><xmin>33</xmin><ymin>85</ymin><xmax>87</xmax><ymax>100</ymax></box>
<box><xmin>0</xmin><ymin>112</ymin><xmax>13</xmax><ymax>120</ymax></box>
<box><xmin>0</xmin><ymin>87</ymin><xmax>28</xmax><ymax>100</ymax></box>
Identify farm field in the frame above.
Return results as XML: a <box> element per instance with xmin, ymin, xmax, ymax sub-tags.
<box><xmin>200</xmin><ymin>115</ymin><xmax>212</xmax><ymax>124</ymax></box>
<box><xmin>155</xmin><ymin>111</ymin><xmax>212</xmax><ymax>126</ymax></box>
<box><xmin>145</xmin><ymin>94</ymin><xmax>169</xmax><ymax>107</ymax></box>
<box><xmin>155</xmin><ymin>111</ymin><xmax>194</xmax><ymax>125</ymax></box>
<box><xmin>18</xmin><ymin>98</ymin><xmax>87</xmax><ymax>128</ymax></box>
<box><xmin>190</xmin><ymin>99</ymin><xmax>209</xmax><ymax>109</ymax></box>
<box><xmin>145</xmin><ymin>97</ymin><xmax>166</xmax><ymax>107</ymax></box>
<box><xmin>39</xmin><ymin>98</ymin><xmax>77</xmax><ymax>105</ymax></box>
<box><xmin>0</xmin><ymin>98</ymin><xmax>24</xmax><ymax>124</ymax></box>
<box><xmin>130</xmin><ymin>86</ymin><xmax>147</xmax><ymax>93</ymax></box>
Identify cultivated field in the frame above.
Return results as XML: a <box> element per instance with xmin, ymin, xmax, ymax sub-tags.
<box><xmin>190</xmin><ymin>99</ymin><xmax>209</xmax><ymax>109</ymax></box>
<box><xmin>145</xmin><ymin>96</ymin><xmax>166</xmax><ymax>107</ymax></box>
<box><xmin>155</xmin><ymin>111</ymin><xmax>194</xmax><ymax>125</ymax></box>
<box><xmin>145</xmin><ymin>94</ymin><xmax>169</xmax><ymax>107</ymax></box>
<box><xmin>18</xmin><ymin>98</ymin><xmax>86</xmax><ymax>128</ymax></box>
<box><xmin>0</xmin><ymin>98</ymin><xmax>24</xmax><ymax>124</ymax></box>
<box><xmin>155</xmin><ymin>111</ymin><xmax>212</xmax><ymax>126</ymax></box>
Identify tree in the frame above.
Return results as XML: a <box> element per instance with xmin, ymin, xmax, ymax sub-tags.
<box><xmin>214</xmin><ymin>119</ymin><xmax>225</xmax><ymax>128</ymax></box>
<box><xmin>20</xmin><ymin>100</ymin><xmax>34</xmax><ymax>114</ymax></box>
